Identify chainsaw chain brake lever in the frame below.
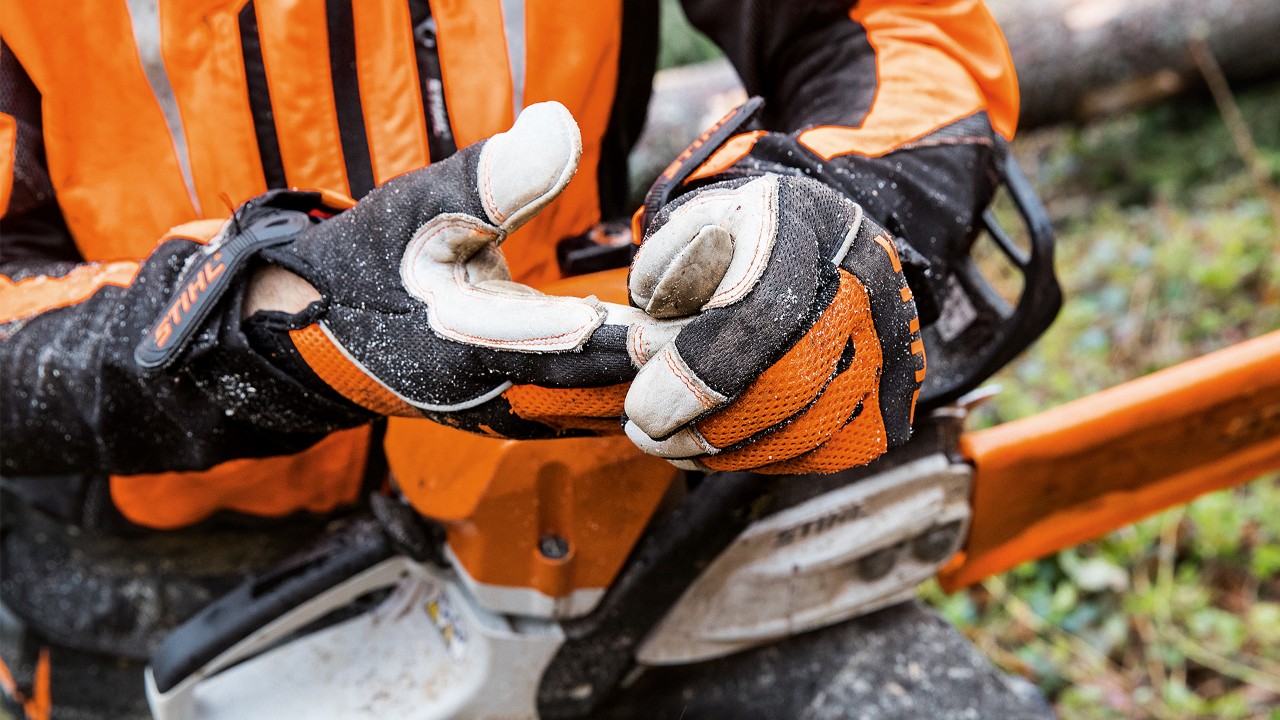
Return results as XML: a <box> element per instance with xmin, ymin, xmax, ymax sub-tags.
<box><xmin>917</xmin><ymin>151</ymin><xmax>1063</xmax><ymax>409</ymax></box>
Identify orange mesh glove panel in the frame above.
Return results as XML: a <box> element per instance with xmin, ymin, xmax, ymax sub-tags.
<box><xmin>624</xmin><ymin>171</ymin><xmax>924</xmax><ymax>474</ymax></box>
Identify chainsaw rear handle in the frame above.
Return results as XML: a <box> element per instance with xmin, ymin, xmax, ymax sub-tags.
<box><xmin>148</xmin><ymin>517</ymin><xmax>394</xmax><ymax>694</ymax></box>
<box><xmin>918</xmin><ymin>152</ymin><xmax>1063</xmax><ymax>408</ymax></box>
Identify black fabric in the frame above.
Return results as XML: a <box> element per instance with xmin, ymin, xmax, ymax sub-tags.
<box><xmin>408</xmin><ymin>0</ymin><xmax>457</xmax><ymax>162</ymax></box>
<box><xmin>0</xmin><ymin>40</ymin><xmax>80</xmax><ymax>277</ymax></box>
<box><xmin>596</xmin><ymin>0</ymin><xmax>659</xmax><ymax>220</ymax></box>
<box><xmin>680</xmin><ymin>0</ymin><xmax>875</xmax><ymax>132</ymax></box>
<box><xmin>325</xmin><ymin>0</ymin><xmax>376</xmax><ymax>199</ymax></box>
<box><xmin>0</xmin><ymin>226</ymin><xmax>370</xmax><ymax>476</ymax></box>
<box><xmin>238</xmin><ymin>2</ymin><xmax>289</xmax><ymax>191</ymax></box>
<box><xmin>818</xmin><ymin>113</ymin><xmax>1000</xmax><ymax>283</ymax></box>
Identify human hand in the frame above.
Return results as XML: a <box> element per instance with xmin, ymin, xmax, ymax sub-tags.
<box><xmin>623</xmin><ymin>172</ymin><xmax>925</xmax><ymax>473</ymax></box>
<box><xmin>242</xmin><ymin>102</ymin><xmax>667</xmax><ymax>438</ymax></box>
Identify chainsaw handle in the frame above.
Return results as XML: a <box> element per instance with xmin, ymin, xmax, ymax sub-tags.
<box><xmin>149</xmin><ymin>518</ymin><xmax>394</xmax><ymax>694</ymax></box>
<box><xmin>917</xmin><ymin>152</ymin><xmax>1062</xmax><ymax>408</ymax></box>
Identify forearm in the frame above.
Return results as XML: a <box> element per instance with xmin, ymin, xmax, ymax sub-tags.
<box><xmin>681</xmin><ymin>0</ymin><xmax>1018</xmax><ymax>310</ymax></box>
<box><xmin>0</xmin><ymin>239</ymin><xmax>370</xmax><ymax>476</ymax></box>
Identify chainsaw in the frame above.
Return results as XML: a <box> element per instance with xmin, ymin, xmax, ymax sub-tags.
<box><xmin>143</xmin><ymin>153</ymin><xmax>1280</xmax><ymax>720</ymax></box>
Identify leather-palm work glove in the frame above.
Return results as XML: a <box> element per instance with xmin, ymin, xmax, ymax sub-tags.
<box><xmin>137</xmin><ymin>102</ymin><xmax>668</xmax><ymax>439</ymax></box>
<box><xmin>622</xmin><ymin>104</ymin><xmax>927</xmax><ymax>474</ymax></box>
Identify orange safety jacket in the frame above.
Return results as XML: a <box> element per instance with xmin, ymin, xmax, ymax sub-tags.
<box><xmin>0</xmin><ymin>0</ymin><xmax>1017</xmax><ymax>530</ymax></box>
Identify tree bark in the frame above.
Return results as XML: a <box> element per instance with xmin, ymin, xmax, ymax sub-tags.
<box><xmin>991</xmin><ymin>0</ymin><xmax>1280</xmax><ymax>128</ymax></box>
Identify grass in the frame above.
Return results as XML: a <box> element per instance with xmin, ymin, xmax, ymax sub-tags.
<box><xmin>918</xmin><ymin>80</ymin><xmax>1280</xmax><ymax>719</ymax></box>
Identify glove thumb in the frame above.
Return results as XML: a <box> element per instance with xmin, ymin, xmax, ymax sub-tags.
<box><xmin>477</xmin><ymin>101</ymin><xmax>583</xmax><ymax>233</ymax></box>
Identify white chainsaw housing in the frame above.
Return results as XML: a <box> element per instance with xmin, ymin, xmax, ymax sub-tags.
<box><xmin>145</xmin><ymin>452</ymin><xmax>972</xmax><ymax>718</ymax></box>
<box><xmin>637</xmin><ymin>453</ymin><xmax>972</xmax><ymax>665</ymax></box>
<box><xmin>145</xmin><ymin>557</ymin><xmax>563</xmax><ymax>720</ymax></box>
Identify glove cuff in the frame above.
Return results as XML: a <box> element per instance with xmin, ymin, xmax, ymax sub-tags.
<box><xmin>133</xmin><ymin>190</ymin><xmax>343</xmax><ymax>369</ymax></box>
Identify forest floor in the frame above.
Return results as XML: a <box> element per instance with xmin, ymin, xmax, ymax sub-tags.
<box><xmin>657</xmin><ymin>2</ymin><xmax>1280</xmax><ymax>713</ymax></box>
<box><xmin>917</xmin><ymin>78</ymin><xmax>1280</xmax><ymax>720</ymax></box>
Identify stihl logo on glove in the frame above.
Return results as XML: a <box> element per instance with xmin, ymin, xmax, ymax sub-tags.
<box><xmin>135</xmin><ymin>211</ymin><xmax>310</xmax><ymax>369</ymax></box>
<box><xmin>150</xmin><ymin>255</ymin><xmax>225</xmax><ymax>350</ymax></box>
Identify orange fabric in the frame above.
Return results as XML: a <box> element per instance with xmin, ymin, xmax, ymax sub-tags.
<box><xmin>536</xmin><ymin>266</ymin><xmax>631</xmax><ymax>305</ymax></box>
<box><xmin>161</xmin><ymin>0</ymin><xmax>271</xmax><ymax>212</ymax></box>
<box><xmin>505</xmin><ymin>0</ymin><xmax>623</xmax><ymax>286</ymax></box>
<box><xmin>686</xmin><ymin>130</ymin><xmax>766</xmax><ymax>184</ymax></box>
<box><xmin>0</xmin><ymin>112</ymin><xmax>15</xmax><ymax>217</ymax></box>
<box><xmin>0</xmin><ymin>646</ymin><xmax>50</xmax><ymax>720</ymax></box>
<box><xmin>3</xmin><ymin>0</ymin><xmax>617</xmax><ymax>279</ymax></box>
<box><xmin>0</xmin><ymin>262</ymin><xmax>140</xmax><ymax>324</ymax></box>
<box><xmin>110</xmin><ymin>426</ymin><xmax>371</xmax><ymax>530</ymax></box>
<box><xmin>26</xmin><ymin>649</ymin><xmax>50</xmax><ymax>720</ymax></box>
<box><xmin>253</xmin><ymin>0</ymin><xmax>350</xmax><ymax>195</ymax></box>
<box><xmin>160</xmin><ymin>218</ymin><xmax>228</xmax><ymax>244</ymax></box>
<box><xmin>353</xmin><ymin>0</ymin><xmax>432</xmax><ymax>180</ymax></box>
<box><xmin>698</xmin><ymin>273</ymin><xmax>874</xmax><ymax>448</ymax></box>
<box><xmin>431</xmin><ymin>0</ymin><xmax>514</xmax><ymax>150</ymax></box>
<box><xmin>703</xmin><ymin>274</ymin><xmax>886</xmax><ymax>471</ymax></box>
<box><xmin>938</xmin><ymin>329</ymin><xmax>1280</xmax><ymax>591</ymax></box>
<box><xmin>798</xmin><ymin>0</ymin><xmax>1018</xmax><ymax>160</ymax></box>
<box><xmin>0</xmin><ymin>647</ymin><xmax>49</xmax><ymax>720</ymax></box>
<box><xmin>289</xmin><ymin>324</ymin><xmax>419</xmax><ymax>416</ymax></box>
<box><xmin>3</xmin><ymin>1</ymin><xmax>198</xmax><ymax>259</ymax></box>
<box><xmin>755</xmin><ymin>388</ymin><xmax>888</xmax><ymax>475</ymax></box>
<box><xmin>504</xmin><ymin>383</ymin><xmax>628</xmax><ymax>433</ymax></box>
<box><xmin>312</xmin><ymin>187</ymin><xmax>358</xmax><ymax>210</ymax></box>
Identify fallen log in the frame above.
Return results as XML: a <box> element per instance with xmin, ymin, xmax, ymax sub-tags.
<box><xmin>630</xmin><ymin>0</ymin><xmax>1280</xmax><ymax>192</ymax></box>
<box><xmin>991</xmin><ymin>0</ymin><xmax>1280</xmax><ymax>128</ymax></box>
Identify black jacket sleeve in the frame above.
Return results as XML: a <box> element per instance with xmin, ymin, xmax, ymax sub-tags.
<box><xmin>0</xmin><ymin>46</ymin><xmax>369</xmax><ymax>477</ymax></box>
<box><xmin>680</xmin><ymin>0</ymin><xmax>1019</xmax><ymax>288</ymax></box>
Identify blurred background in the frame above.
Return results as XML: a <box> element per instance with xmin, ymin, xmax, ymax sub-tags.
<box><xmin>653</xmin><ymin>1</ymin><xmax>1280</xmax><ymax>717</ymax></box>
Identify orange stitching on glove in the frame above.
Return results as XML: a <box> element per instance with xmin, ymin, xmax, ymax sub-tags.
<box><xmin>698</xmin><ymin>273</ymin><xmax>871</xmax><ymax>448</ymax></box>
<box><xmin>290</xmin><ymin>324</ymin><xmax>419</xmax><ymax>415</ymax></box>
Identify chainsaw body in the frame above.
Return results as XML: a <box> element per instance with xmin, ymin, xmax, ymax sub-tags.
<box><xmin>146</xmin><ymin>413</ymin><xmax>975</xmax><ymax>720</ymax></box>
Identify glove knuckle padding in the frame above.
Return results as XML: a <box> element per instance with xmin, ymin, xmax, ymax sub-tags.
<box><xmin>624</xmin><ymin>172</ymin><xmax>925</xmax><ymax>473</ymax></box>
<box><xmin>630</xmin><ymin>177</ymin><xmax>778</xmax><ymax>318</ymax></box>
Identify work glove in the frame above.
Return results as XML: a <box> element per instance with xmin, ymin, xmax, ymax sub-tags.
<box><xmin>137</xmin><ymin>102</ymin><xmax>666</xmax><ymax>439</ymax></box>
<box><xmin>622</xmin><ymin>108</ymin><xmax>926</xmax><ymax>474</ymax></box>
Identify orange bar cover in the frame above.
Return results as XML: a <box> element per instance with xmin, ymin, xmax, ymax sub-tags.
<box><xmin>939</xmin><ymin>330</ymin><xmax>1280</xmax><ymax>591</ymax></box>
